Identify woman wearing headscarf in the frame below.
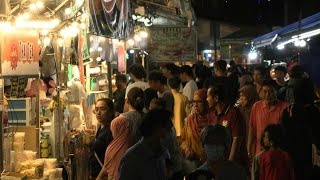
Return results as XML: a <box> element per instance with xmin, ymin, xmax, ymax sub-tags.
<box><xmin>180</xmin><ymin>89</ymin><xmax>215</xmax><ymax>167</ymax></box>
<box><xmin>238</xmin><ymin>85</ymin><xmax>259</xmax><ymax>139</ymax></box>
<box><xmin>97</xmin><ymin>87</ymin><xmax>145</xmax><ymax>180</ymax></box>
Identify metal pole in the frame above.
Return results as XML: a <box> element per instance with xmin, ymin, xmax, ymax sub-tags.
<box><xmin>229</xmin><ymin>44</ymin><xmax>232</xmax><ymax>60</ymax></box>
<box><xmin>107</xmin><ymin>61</ymin><xmax>112</xmax><ymax>99</ymax></box>
<box><xmin>35</xmin><ymin>76</ymin><xmax>40</xmax><ymax>158</ymax></box>
<box><xmin>0</xmin><ymin>79</ymin><xmax>3</xmax><ymax>171</ymax></box>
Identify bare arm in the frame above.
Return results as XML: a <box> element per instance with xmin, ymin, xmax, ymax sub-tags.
<box><xmin>247</xmin><ymin>126</ymin><xmax>256</xmax><ymax>160</ymax></box>
<box><xmin>229</xmin><ymin>137</ymin><xmax>241</xmax><ymax>161</ymax></box>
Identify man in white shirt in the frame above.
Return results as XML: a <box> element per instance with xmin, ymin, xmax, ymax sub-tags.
<box><xmin>148</xmin><ymin>70</ymin><xmax>174</xmax><ymax>113</ymax></box>
<box><xmin>123</xmin><ymin>64</ymin><xmax>149</xmax><ymax>112</ymax></box>
<box><xmin>180</xmin><ymin>65</ymin><xmax>198</xmax><ymax>101</ymax></box>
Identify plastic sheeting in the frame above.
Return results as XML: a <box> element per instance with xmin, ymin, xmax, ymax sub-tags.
<box><xmin>89</xmin><ymin>0</ymin><xmax>133</xmax><ymax>39</ymax></box>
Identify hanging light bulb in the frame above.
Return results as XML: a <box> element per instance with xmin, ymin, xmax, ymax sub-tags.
<box><xmin>80</xmin><ymin>23</ymin><xmax>86</xmax><ymax>29</ymax></box>
<box><xmin>43</xmin><ymin>37</ymin><xmax>51</xmax><ymax>46</ymax></box>
<box><xmin>139</xmin><ymin>31</ymin><xmax>148</xmax><ymax>38</ymax></box>
<box><xmin>30</xmin><ymin>4</ymin><xmax>37</xmax><ymax>11</ymax></box>
<box><xmin>134</xmin><ymin>34</ymin><xmax>141</xmax><ymax>42</ymax></box>
<box><xmin>36</xmin><ymin>1</ymin><xmax>44</xmax><ymax>9</ymax></box>
<box><xmin>41</xmin><ymin>29</ymin><xmax>49</xmax><ymax>35</ymax></box>
<box><xmin>60</xmin><ymin>29</ymin><xmax>68</xmax><ymax>37</ymax></box>
<box><xmin>98</xmin><ymin>47</ymin><xmax>103</xmax><ymax>52</ymax></box>
<box><xmin>299</xmin><ymin>39</ymin><xmax>306</xmax><ymax>47</ymax></box>
<box><xmin>96</xmin><ymin>57</ymin><xmax>102</xmax><ymax>62</ymax></box>
<box><xmin>127</xmin><ymin>39</ymin><xmax>134</xmax><ymax>46</ymax></box>
<box><xmin>72</xmin><ymin>22</ymin><xmax>79</xmax><ymax>27</ymax></box>
<box><xmin>23</xmin><ymin>13</ymin><xmax>30</xmax><ymax>19</ymax></box>
<box><xmin>52</xmin><ymin>19</ymin><xmax>60</xmax><ymax>26</ymax></box>
<box><xmin>65</xmin><ymin>8</ymin><xmax>72</xmax><ymax>15</ymax></box>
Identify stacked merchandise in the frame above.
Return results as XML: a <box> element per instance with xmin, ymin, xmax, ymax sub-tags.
<box><xmin>42</xmin><ymin>158</ymin><xmax>63</xmax><ymax>180</ymax></box>
<box><xmin>40</xmin><ymin>132</ymin><xmax>52</xmax><ymax>158</ymax></box>
<box><xmin>12</xmin><ymin>132</ymin><xmax>26</xmax><ymax>172</ymax></box>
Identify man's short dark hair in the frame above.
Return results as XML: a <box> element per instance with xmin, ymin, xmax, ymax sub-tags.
<box><xmin>261</xmin><ymin>79</ymin><xmax>277</xmax><ymax>89</ymax></box>
<box><xmin>201</xmin><ymin>124</ymin><xmax>231</xmax><ymax>150</ymax></box>
<box><xmin>168</xmin><ymin>77</ymin><xmax>181</xmax><ymax>90</ymax></box>
<box><xmin>274</xmin><ymin>66</ymin><xmax>287</xmax><ymax>74</ymax></box>
<box><xmin>180</xmin><ymin>65</ymin><xmax>193</xmax><ymax>77</ymax></box>
<box><xmin>129</xmin><ymin>64</ymin><xmax>146</xmax><ymax>79</ymax></box>
<box><xmin>208</xmin><ymin>84</ymin><xmax>227</xmax><ymax>103</ymax></box>
<box><xmin>263</xmin><ymin>124</ymin><xmax>283</xmax><ymax>148</ymax></box>
<box><xmin>115</xmin><ymin>74</ymin><xmax>127</xmax><ymax>83</ymax></box>
<box><xmin>148</xmin><ymin>70</ymin><xmax>167</xmax><ymax>85</ymax></box>
<box><xmin>289</xmin><ymin>65</ymin><xmax>304</xmax><ymax>79</ymax></box>
<box><xmin>215</xmin><ymin>60</ymin><xmax>227</xmax><ymax>72</ymax></box>
<box><xmin>139</xmin><ymin>109</ymin><xmax>173</xmax><ymax>137</ymax></box>
<box><xmin>254</xmin><ymin>66</ymin><xmax>268</xmax><ymax>77</ymax></box>
<box><xmin>163</xmin><ymin>63</ymin><xmax>180</xmax><ymax>76</ymax></box>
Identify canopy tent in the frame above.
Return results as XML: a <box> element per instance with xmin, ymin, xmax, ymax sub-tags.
<box><xmin>252</xmin><ymin>12</ymin><xmax>320</xmax><ymax>48</ymax></box>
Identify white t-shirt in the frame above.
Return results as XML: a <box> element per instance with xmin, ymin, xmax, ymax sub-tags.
<box><xmin>125</xmin><ymin>81</ymin><xmax>150</xmax><ymax>99</ymax></box>
<box><xmin>183</xmin><ymin>80</ymin><xmax>198</xmax><ymax>101</ymax></box>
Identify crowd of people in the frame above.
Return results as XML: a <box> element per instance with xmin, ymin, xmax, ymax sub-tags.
<box><xmin>88</xmin><ymin>60</ymin><xmax>320</xmax><ymax>180</ymax></box>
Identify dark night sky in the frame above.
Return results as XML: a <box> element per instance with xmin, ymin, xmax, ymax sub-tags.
<box><xmin>192</xmin><ymin>0</ymin><xmax>320</xmax><ymax>26</ymax></box>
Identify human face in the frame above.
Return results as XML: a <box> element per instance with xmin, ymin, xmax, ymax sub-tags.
<box><xmin>253</xmin><ymin>70</ymin><xmax>264</xmax><ymax>84</ymax></box>
<box><xmin>274</xmin><ymin>70</ymin><xmax>285</xmax><ymax>83</ymax></box>
<box><xmin>193</xmin><ymin>95</ymin><xmax>206</xmax><ymax>115</ymax></box>
<box><xmin>180</xmin><ymin>73</ymin><xmax>187</xmax><ymax>82</ymax></box>
<box><xmin>93</xmin><ymin>101</ymin><xmax>112</xmax><ymax>125</ymax></box>
<box><xmin>162</xmin><ymin>68</ymin><xmax>171</xmax><ymax>78</ymax></box>
<box><xmin>263</xmin><ymin>131</ymin><xmax>271</xmax><ymax>148</ymax></box>
<box><xmin>260</xmin><ymin>86</ymin><xmax>276</xmax><ymax>102</ymax></box>
<box><xmin>207</xmin><ymin>88</ymin><xmax>218</xmax><ymax>109</ymax></box>
<box><xmin>149</xmin><ymin>80</ymin><xmax>161</xmax><ymax>91</ymax></box>
<box><xmin>239</xmin><ymin>92</ymin><xmax>248</xmax><ymax>107</ymax></box>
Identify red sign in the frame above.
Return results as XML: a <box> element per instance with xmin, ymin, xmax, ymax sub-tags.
<box><xmin>118</xmin><ymin>45</ymin><xmax>125</xmax><ymax>72</ymax></box>
<box><xmin>1</xmin><ymin>30</ymin><xmax>39</xmax><ymax>75</ymax></box>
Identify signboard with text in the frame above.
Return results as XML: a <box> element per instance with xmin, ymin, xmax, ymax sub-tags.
<box><xmin>0</xmin><ymin>30</ymin><xmax>40</xmax><ymax>76</ymax></box>
<box><xmin>149</xmin><ymin>26</ymin><xmax>197</xmax><ymax>62</ymax></box>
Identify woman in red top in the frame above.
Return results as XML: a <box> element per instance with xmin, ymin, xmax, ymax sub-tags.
<box><xmin>259</xmin><ymin>124</ymin><xmax>295</xmax><ymax>180</ymax></box>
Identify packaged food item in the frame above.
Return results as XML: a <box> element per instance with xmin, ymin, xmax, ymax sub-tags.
<box><xmin>56</xmin><ymin>168</ymin><xmax>63</xmax><ymax>179</ymax></box>
<box><xmin>13</xmin><ymin>142</ymin><xmax>25</xmax><ymax>151</ymax></box>
<box><xmin>14</xmin><ymin>151</ymin><xmax>24</xmax><ymax>164</ymax></box>
<box><xmin>41</xmin><ymin>148</ymin><xmax>49</xmax><ymax>158</ymax></box>
<box><xmin>44</xmin><ymin>158</ymin><xmax>57</xmax><ymax>169</ymax></box>
<box><xmin>24</xmin><ymin>151</ymin><xmax>37</xmax><ymax>161</ymax></box>
<box><xmin>13</xmin><ymin>132</ymin><xmax>25</xmax><ymax>143</ymax></box>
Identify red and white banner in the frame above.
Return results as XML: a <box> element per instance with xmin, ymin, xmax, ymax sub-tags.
<box><xmin>1</xmin><ymin>30</ymin><xmax>39</xmax><ymax>76</ymax></box>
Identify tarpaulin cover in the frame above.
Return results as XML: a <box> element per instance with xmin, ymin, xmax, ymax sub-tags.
<box><xmin>252</xmin><ymin>12</ymin><xmax>320</xmax><ymax>45</ymax></box>
<box><xmin>89</xmin><ymin>0</ymin><xmax>133</xmax><ymax>39</ymax></box>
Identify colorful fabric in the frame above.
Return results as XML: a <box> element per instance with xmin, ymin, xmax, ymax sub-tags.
<box><xmin>104</xmin><ymin>111</ymin><xmax>142</xmax><ymax>179</ymax></box>
<box><xmin>180</xmin><ymin>89</ymin><xmax>214</xmax><ymax>161</ymax></box>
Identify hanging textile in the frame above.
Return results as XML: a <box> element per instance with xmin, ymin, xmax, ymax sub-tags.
<box><xmin>89</xmin><ymin>0</ymin><xmax>133</xmax><ymax>39</ymax></box>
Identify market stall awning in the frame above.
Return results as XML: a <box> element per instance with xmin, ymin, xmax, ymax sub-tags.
<box><xmin>252</xmin><ymin>12</ymin><xmax>320</xmax><ymax>47</ymax></box>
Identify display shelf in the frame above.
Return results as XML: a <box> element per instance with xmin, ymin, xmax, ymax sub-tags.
<box><xmin>6</xmin><ymin>98</ymin><xmax>32</xmax><ymax>126</ymax></box>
